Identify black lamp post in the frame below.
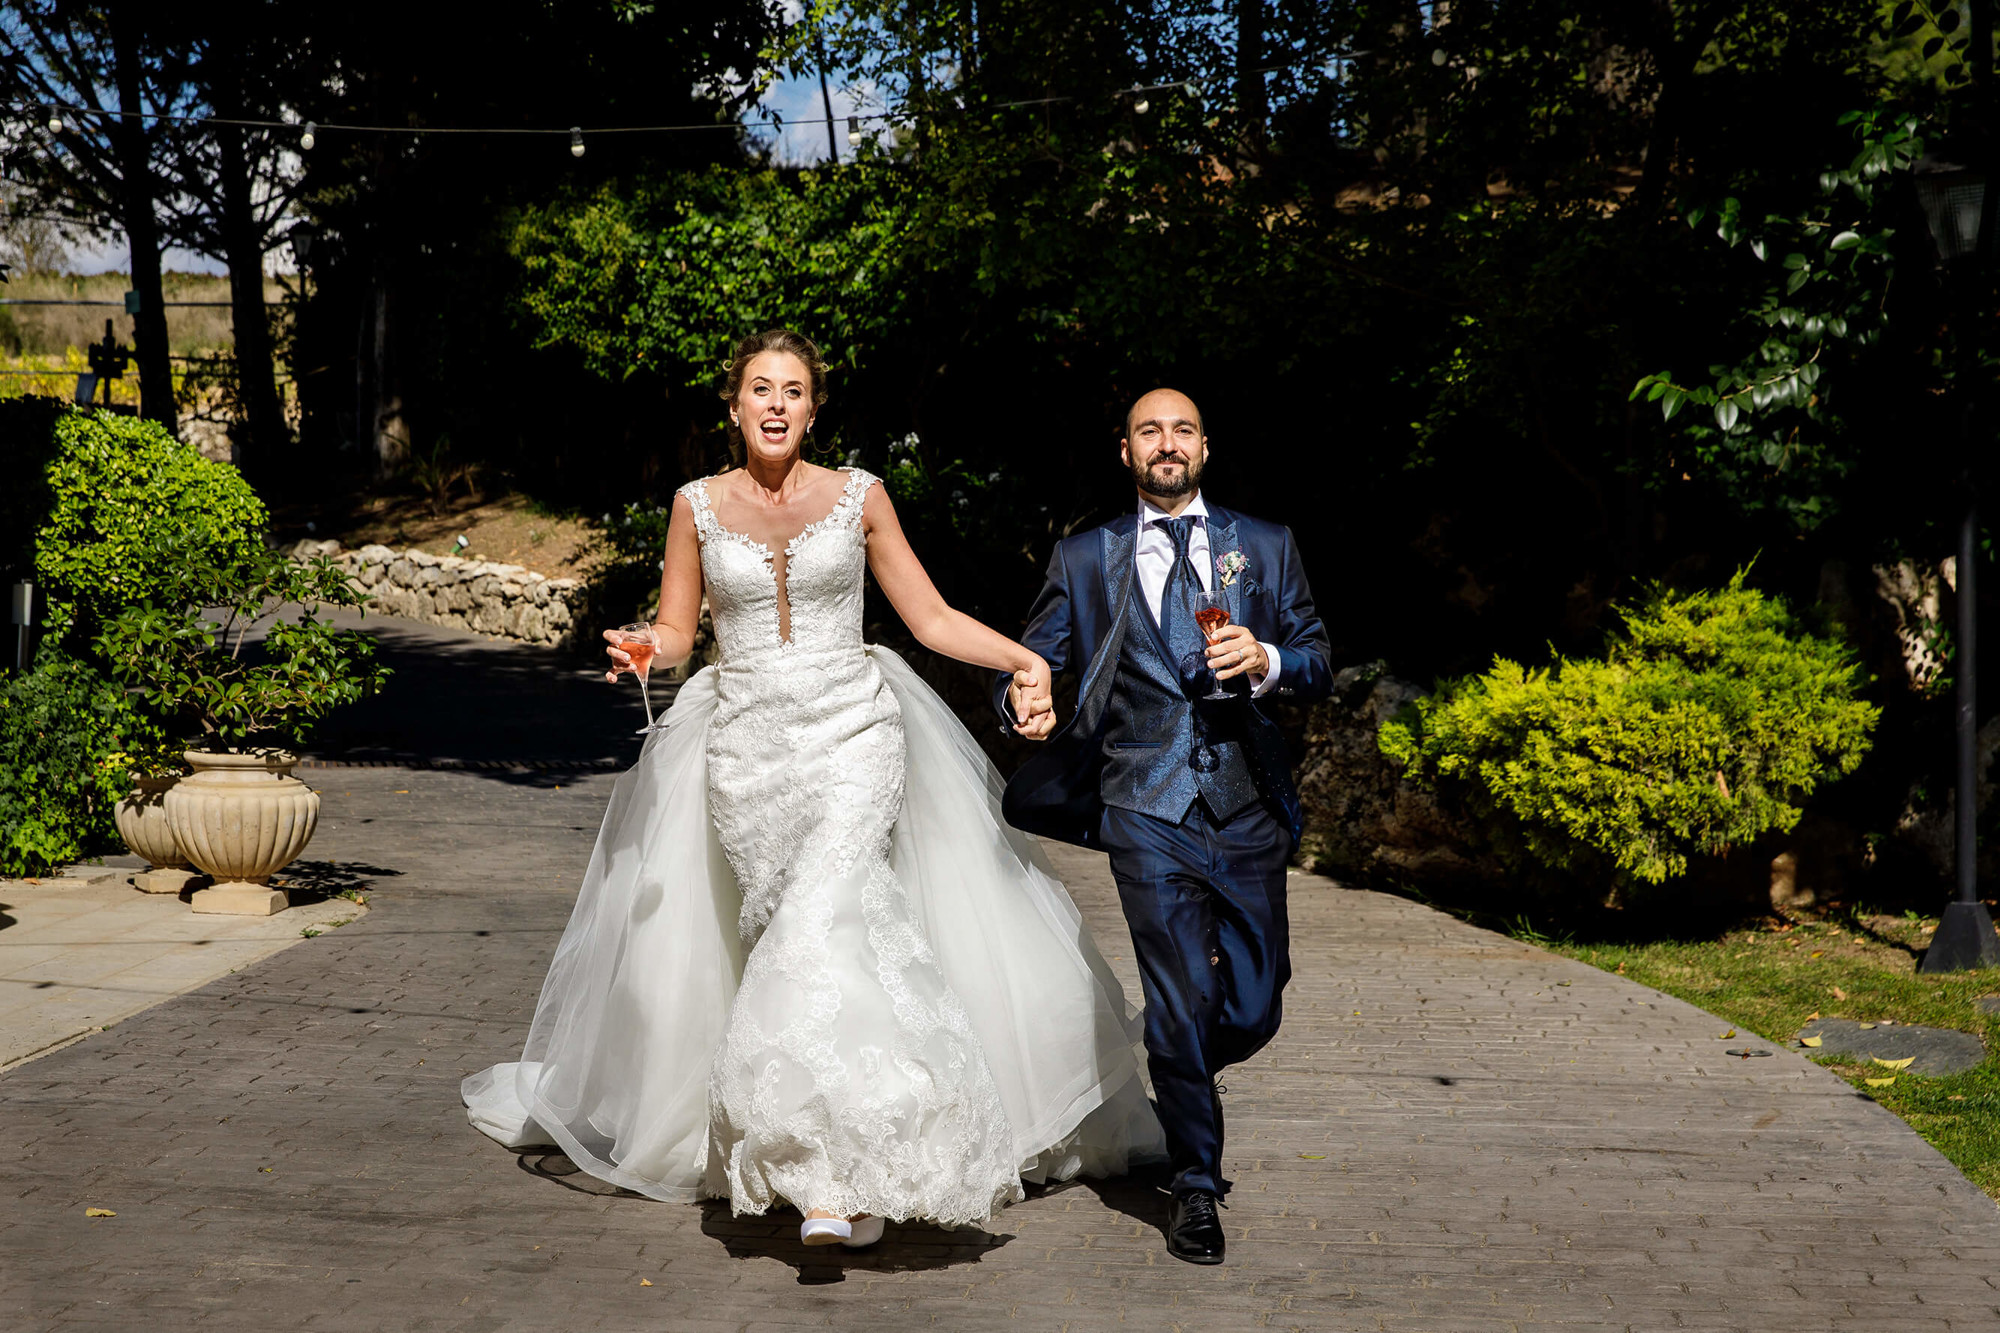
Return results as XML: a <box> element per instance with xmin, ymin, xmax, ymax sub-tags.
<box><xmin>1914</xmin><ymin>157</ymin><xmax>2000</xmax><ymax>971</ymax></box>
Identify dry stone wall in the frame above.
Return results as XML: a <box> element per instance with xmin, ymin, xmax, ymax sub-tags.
<box><xmin>288</xmin><ymin>540</ymin><xmax>584</xmax><ymax>648</ymax></box>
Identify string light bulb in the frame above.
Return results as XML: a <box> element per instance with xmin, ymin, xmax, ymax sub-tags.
<box><xmin>569</xmin><ymin>127</ymin><xmax>585</xmax><ymax>158</ymax></box>
<box><xmin>42</xmin><ymin>104</ymin><xmax>61</xmax><ymax>134</ymax></box>
<box><xmin>1132</xmin><ymin>94</ymin><xmax>1150</xmax><ymax>114</ymax></box>
<box><xmin>300</xmin><ymin>121</ymin><xmax>316</xmax><ymax>151</ymax></box>
<box><xmin>847</xmin><ymin>115</ymin><xmax>861</xmax><ymax>146</ymax></box>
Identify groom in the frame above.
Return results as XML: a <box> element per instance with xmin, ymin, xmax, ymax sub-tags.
<box><xmin>994</xmin><ymin>389</ymin><xmax>1331</xmax><ymax>1265</ymax></box>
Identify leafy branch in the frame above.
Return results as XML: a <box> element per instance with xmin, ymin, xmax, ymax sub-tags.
<box><xmin>1629</xmin><ymin>107</ymin><xmax>1922</xmax><ymax>527</ymax></box>
<box><xmin>95</xmin><ymin>547</ymin><xmax>391</xmax><ymax>751</ymax></box>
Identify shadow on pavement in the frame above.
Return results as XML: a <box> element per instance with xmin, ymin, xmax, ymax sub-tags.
<box><xmin>1071</xmin><ymin>1165</ymin><xmax>1172</xmax><ymax>1238</ymax></box>
<box><xmin>697</xmin><ymin>1199</ymin><xmax>1010</xmax><ymax>1285</ymax></box>
<box><xmin>266</xmin><ymin>607</ymin><xmax>660</xmax><ymax>775</ymax></box>
<box><xmin>274</xmin><ymin>859</ymin><xmax>406</xmax><ymax>906</ymax></box>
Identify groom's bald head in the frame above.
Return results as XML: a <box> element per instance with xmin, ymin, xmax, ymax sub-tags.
<box><xmin>1124</xmin><ymin>388</ymin><xmax>1204</xmax><ymax>441</ymax></box>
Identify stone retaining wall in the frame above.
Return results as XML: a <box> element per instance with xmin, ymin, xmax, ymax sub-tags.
<box><xmin>288</xmin><ymin>540</ymin><xmax>585</xmax><ymax>648</ymax></box>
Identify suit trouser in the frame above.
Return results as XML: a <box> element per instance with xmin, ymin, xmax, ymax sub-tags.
<box><xmin>1100</xmin><ymin>798</ymin><xmax>1292</xmax><ymax>1198</ymax></box>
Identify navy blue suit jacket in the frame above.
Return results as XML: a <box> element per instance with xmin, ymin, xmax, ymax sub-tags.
<box><xmin>993</xmin><ymin>504</ymin><xmax>1334</xmax><ymax>850</ymax></box>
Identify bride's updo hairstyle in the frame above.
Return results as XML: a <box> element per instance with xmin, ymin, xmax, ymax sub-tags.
<box><xmin>720</xmin><ymin>329</ymin><xmax>829</xmax><ymax>448</ymax></box>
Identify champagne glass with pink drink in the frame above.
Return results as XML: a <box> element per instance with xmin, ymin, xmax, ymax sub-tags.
<box><xmin>613</xmin><ymin>623</ymin><xmax>659</xmax><ymax>730</ymax></box>
<box><xmin>1193</xmin><ymin>593</ymin><xmax>1235</xmax><ymax>700</ymax></box>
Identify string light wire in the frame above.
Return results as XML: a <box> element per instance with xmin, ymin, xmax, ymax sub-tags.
<box><xmin>0</xmin><ymin>61</ymin><xmax>1341</xmax><ymax>146</ymax></box>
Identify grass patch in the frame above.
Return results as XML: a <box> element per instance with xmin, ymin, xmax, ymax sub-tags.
<box><xmin>1542</xmin><ymin>910</ymin><xmax>2000</xmax><ymax>1199</ymax></box>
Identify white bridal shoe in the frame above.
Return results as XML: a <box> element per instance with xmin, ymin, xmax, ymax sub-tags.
<box><xmin>799</xmin><ymin>1215</ymin><xmax>884</xmax><ymax>1248</ymax></box>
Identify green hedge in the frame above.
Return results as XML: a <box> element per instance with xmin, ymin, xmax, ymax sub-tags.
<box><xmin>34</xmin><ymin>410</ymin><xmax>266</xmax><ymax>640</ymax></box>
<box><xmin>0</xmin><ymin>648</ymin><xmax>157</xmax><ymax>877</ymax></box>
<box><xmin>1380</xmin><ymin>572</ymin><xmax>1880</xmax><ymax>887</ymax></box>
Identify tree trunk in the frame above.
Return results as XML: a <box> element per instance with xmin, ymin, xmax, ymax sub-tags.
<box><xmin>214</xmin><ymin>107</ymin><xmax>286</xmax><ymax>476</ymax></box>
<box><xmin>1237</xmin><ymin>0</ymin><xmax>1266</xmax><ymax>139</ymax></box>
<box><xmin>107</xmin><ymin>2</ymin><xmax>175</xmax><ymax>432</ymax></box>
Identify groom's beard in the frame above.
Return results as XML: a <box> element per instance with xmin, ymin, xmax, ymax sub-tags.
<box><xmin>1133</xmin><ymin>452</ymin><xmax>1203</xmax><ymax>497</ymax></box>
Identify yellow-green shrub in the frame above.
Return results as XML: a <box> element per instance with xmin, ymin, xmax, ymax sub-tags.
<box><xmin>34</xmin><ymin>410</ymin><xmax>266</xmax><ymax>639</ymax></box>
<box><xmin>1379</xmin><ymin>573</ymin><xmax>1879</xmax><ymax>885</ymax></box>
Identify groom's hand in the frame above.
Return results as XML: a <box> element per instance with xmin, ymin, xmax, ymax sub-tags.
<box><xmin>1009</xmin><ymin>665</ymin><xmax>1057</xmax><ymax>741</ymax></box>
<box><xmin>1205</xmin><ymin>625</ymin><xmax>1269</xmax><ymax>682</ymax></box>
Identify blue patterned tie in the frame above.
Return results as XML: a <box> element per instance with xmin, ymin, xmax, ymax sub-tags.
<box><xmin>1158</xmin><ymin>515</ymin><xmax>1207</xmax><ymax>681</ymax></box>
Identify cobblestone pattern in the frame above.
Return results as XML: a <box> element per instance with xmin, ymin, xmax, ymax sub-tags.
<box><xmin>3</xmin><ymin>764</ymin><xmax>1998</xmax><ymax>1332</ymax></box>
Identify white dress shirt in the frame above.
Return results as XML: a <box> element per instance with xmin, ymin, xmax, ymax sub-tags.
<box><xmin>1136</xmin><ymin>493</ymin><xmax>1282</xmax><ymax>697</ymax></box>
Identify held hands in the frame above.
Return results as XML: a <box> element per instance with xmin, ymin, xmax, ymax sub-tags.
<box><xmin>1205</xmin><ymin>624</ymin><xmax>1268</xmax><ymax>682</ymax></box>
<box><xmin>602</xmin><ymin>625</ymin><xmax>660</xmax><ymax>684</ymax></box>
<box><xmin>1008</xmin><ymin>657</ymin><xmax>1057</xmax><ymax>741</ymax></box>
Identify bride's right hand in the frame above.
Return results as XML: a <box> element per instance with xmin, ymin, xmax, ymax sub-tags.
<box><xmin>602</xmin><ymin>626</ymin><xmax>657</xmax><ymax>684</ymax></box>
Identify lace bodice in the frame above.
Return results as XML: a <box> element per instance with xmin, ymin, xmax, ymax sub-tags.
<box><xmin>681</xmin><ymin>468</ymin><xmax>877</xmax><ymax>663</ymax></box>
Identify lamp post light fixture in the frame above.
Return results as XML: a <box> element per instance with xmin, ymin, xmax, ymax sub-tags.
<box><xmin>1915</xmin><ymin>157</ymin><xmax>2000</xmax><ymax>972</ymax></box>
<box><xmin>288</xmin><ymin>220</ymin><xmax>318</xmax><ymax>268</ymax></box>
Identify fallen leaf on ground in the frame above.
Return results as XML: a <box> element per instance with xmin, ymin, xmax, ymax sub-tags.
<box><xmin>84</xmin><ymin>1208</ymin><xmax>115</xmax><ymax>1218</ymax></box>
<box><xmin>1298</xmin><ymin>1153</ymin><xmax>1327</xmax><ymax>1160</ymax></box>
<box><xmin>1950</xmin><ymin>1095</ymin><xmax>1967</xmax><ymax>1101</ymax></box>
<box><xmin>1718</xmin><ymin>1029</ymin><xmax>1736</xmax><ymax>1039</ymax></box>
<box><xmin>1805</xmin><ymin>1012</ymin><xmax>1820</xmax><ymax>1021</ymax></box>
<box><xmin>639</xmin><ymin>1279</ymin><xmax>653</xmax><ymax>1287</ymax></box>
<box><xmin>1831</xmin><ymin>986</ymin><xmax>1848</xmax><ymax>1000</ymax></box>
<box><xmin>1859</xmin><ymin>1022</ymin><xmax>1877</xmax><ymax>1030</ymax></box>
<box><xmin>1873</xmin><ymin>1056</ymin><xmax>1916</xmax><ymax>1070</ymax></box>
<box><xmin>1809</xmin><ymin>950</ymin><xmax>1825</xmax><ymax>959</ymax></box>
<box><xmin>1615</xmin><ymin>963</ymin><xmax>1626</xmax><ymax>974</ymax></box>
<box><xmin>1800</xmin><ymin>1036</ymin><xmax>1823</xmax><ymax>1048</ymax></box>
<box><xmin>1865</xmin><ymin>1076</ymin><xmax>1896</xmax><ymax>1088</ymax></box>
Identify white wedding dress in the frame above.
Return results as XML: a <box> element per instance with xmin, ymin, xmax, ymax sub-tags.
<box><xmin>463</xmin><ymin>468</ymin><xmax>1162</xmax><ymax>1227</ymax></box>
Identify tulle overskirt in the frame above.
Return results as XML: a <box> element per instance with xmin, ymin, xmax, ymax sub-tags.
<box><xmin>462</xmin><ymin>647</ymin><xmax>1162</xmax><ymax>1213</ymax></box>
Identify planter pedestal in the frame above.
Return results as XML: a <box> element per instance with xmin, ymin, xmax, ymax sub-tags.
<box><xmin>191</xmin><ymin>883</ymin><xmax>289</xmax><ymax>915</ymax></box>
<box><xmin>164</xmin><ymin>750</ymin><xmax>320</xmax><ymax>917</ymax></box>
<box><xmin>135</xmin><ymin>868</ymin><xmax>205</xmax><ymax>895</ymax></box>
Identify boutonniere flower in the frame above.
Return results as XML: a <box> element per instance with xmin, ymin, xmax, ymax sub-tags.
<box><xmin>1217</xmin><ymin>550</ymin><xmax>1249</xmax><ymax>589</ymax></box>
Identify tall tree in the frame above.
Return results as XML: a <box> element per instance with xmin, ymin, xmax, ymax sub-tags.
<box><xmin>0</xmin><ymin>0</ymin><xmax>187</xmax><ymax>429</ymax></box>
<box><xmin>159</xmin><ymin>0</ymin><xmax>307</xmax><ymax>478</ymax></box>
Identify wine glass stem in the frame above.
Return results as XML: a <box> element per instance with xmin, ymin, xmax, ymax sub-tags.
<box><xmin>637</xmin><ymin>675</ymin><xmax>654</xmax><ymax>728</ymax></box>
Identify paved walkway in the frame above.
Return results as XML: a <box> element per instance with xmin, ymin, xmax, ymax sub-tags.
<box><xmin>0</xmin><ymin>863</ymin><xmax>367</xmax><ymax>1070</ymax></box>
<box><xmin>4</xmin><ymin>615</ymin><xmax>1998</xmax><ymax>1331</ymax></box>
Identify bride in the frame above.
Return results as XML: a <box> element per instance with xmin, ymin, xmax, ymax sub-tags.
<box><xmin>463</xmin><ymin>329</ymin><xmax>1161</xmax><ymax>1247</ymax></box>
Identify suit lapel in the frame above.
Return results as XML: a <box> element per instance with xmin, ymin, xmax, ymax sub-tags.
<box><xmin>1073</xmin><ymin>515</ymin><xmax>1137</xmax><ymax>735</ymax></box>
<box><xmin>1209</xmin><ymin>512</ymin><xmax>1243</xmax><ymax>624</ymax></box>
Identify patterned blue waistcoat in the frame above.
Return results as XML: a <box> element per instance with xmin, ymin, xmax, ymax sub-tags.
<box><xmin>1099</xmin><ymin>584</ymin><xmax>1260</xmax><ymax>825</ymax></box>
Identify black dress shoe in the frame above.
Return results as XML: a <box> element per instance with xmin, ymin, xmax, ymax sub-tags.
<box><xmin>1166</xmin><ymin>1190</ymin><xmax>1226</xmax><ymax>1265</ymax></box>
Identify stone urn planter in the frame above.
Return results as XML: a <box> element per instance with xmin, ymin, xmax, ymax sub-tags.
<box><xmin>163</xmin><ymin>750</ymin><xmax>320</xmax><ymax>915</ymax></box>
<box><xmin>113</xmin><ymin>775</ymin><xmax>206</xmax><ymax>894</ymax></box>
